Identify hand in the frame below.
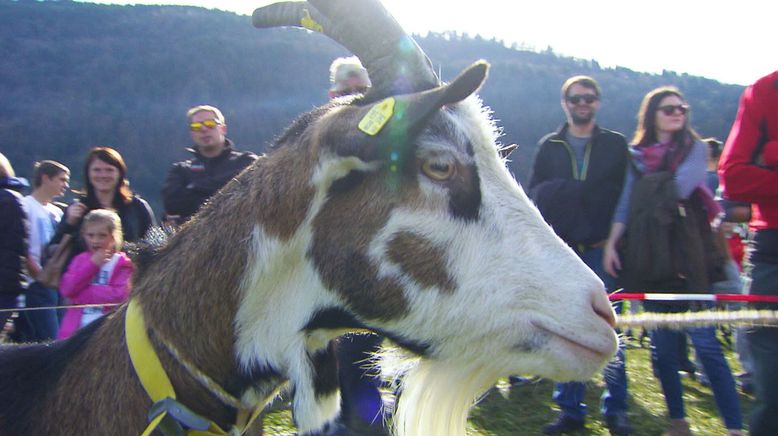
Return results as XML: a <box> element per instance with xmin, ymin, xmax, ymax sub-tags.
<box><xmin>66</xmin><ymin>201</ymin><xmax>88</xmax><ymax>225</ymax></box>
<box><xmin>90</xmin><ymin>248</ymin><xmax>112</xmax><ymax>266</ymax></box>
<box><xmin>27</xmin><ymin>256</ymin><xmax>42</xmax><ymax>279</ymax></box>
<box><xmin>603</xmin><ymin>243</ymin><xmax>621</xmax><ymax>277</ymax></box>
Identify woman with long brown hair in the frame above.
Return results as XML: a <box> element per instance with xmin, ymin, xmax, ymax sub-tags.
<box><xmin>50</xmin><ymin>146</ymin><xmax>156</xmax><ymax>260</ymax></box>
<box><xmin>603</xmin><ymin>87</ymin><xmax>742</xmax><ymax>436</ymax></box>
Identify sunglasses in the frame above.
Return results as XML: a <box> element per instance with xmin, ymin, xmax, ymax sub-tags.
<box><xmin>566</xmin><ymin>94</ymin><xmax>599</xmax><ymax>105</ymax></box>
<box><xmin>657</xmin><ymin>104</ymin><xmax>689</xmax><ymax>116</ymax></box>
<box><xmin>189</xmin><ymin>119</ymin><xmax>222</xmax><ymax>132</ymax></box>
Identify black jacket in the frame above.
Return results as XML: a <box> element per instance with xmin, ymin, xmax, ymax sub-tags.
<box><xmin>161</xmin><ymin>139</ymin><xmax>257</xmax><ymax>222</ymax></box>
<box><xmin>528</xmin><ymin>124</ymin><xmax>628</xmax><ymax>247</ymax></box>
<box><xmin>0</xmin><ymin>177</ymin><xmax>28</xmax><ymax>296</ymax></box>
<box><xmin>620</xmin><ymin>171</ymin><xmax>725</xmax><ymax>295</ymax></box>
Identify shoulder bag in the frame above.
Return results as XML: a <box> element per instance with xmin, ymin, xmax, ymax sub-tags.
<box><xmin>37</xmin><ymin>233</ymin><xmax>74</xmax><ymax>289</ymax></box>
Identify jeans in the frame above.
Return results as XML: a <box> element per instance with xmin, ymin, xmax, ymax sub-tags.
<box><xmin>553</xmin><ymin>247</ymin><xmax>628</xmax><ymax>419</ymax></box>
<box><xmin>645</xmin><ymin>301</ymin><xmax>742</xmax><ymax>430</ymax></box>
<box><xmin>23</xmin><ymin>281</ymin><xmax>60</xmax><ymax>342</ymax></box>
<box><xmin>335</xmin><ymin>333</ymin><xmax>385</xmax><ymax>425</ymax></box>
<box><xmin>746</xmin><ymin>260</ymin><xmax>778</xmax><ymax>436</ymax></box>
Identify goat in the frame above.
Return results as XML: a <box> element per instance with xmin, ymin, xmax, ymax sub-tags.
<box><xmin>0</xmin><ymin>0</ymin><xmax>618</xmax><ymax>435</ymax></box>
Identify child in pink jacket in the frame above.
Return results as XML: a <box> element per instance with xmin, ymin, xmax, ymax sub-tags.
<box><xmin>58</xmin><ymin>209</ymin><xmax>133</xmax><ymax>339</ymax></box>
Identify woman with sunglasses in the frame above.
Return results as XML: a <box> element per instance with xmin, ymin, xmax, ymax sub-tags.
<box><xmin>50</xmin><ymin>146</ymin><xmax>156</xmax><ymax>262</ymax></box>
<box><xmin>603</xmin><ymin>87</ymin><xmax>743</xmax><ymax>436</ymax></box>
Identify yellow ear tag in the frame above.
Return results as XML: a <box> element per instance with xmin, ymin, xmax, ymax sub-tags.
<box><xmin>358</xmin><ymin>97</ymin><xmax>395</xmax><ymax>136</ymax></box>
<box><xmin>300</xmin><ymin>9</ymin><xmax>323</xmax><ymax>33</ymax></box>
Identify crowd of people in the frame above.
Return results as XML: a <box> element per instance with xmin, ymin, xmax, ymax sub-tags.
<box><xmin>526</xmin><ymin>71</ymin><xmax>778</xmax><ymax>436</ymax></box>
<box><xmin>0</xmin><ymin>60</ymin><xmax>776</xmax><ymax>436</ymax></box>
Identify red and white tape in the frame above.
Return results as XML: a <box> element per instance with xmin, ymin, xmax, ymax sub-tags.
<box><xmin>609</xmin><ymin>293</ymin><xmax>778</xmax><ymax>303</ymax></box>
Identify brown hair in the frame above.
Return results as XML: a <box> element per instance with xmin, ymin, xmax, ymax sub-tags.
<box><xmin>632</xmin><ymin>86</ymin><xmax>699</xmax><ymax>147</ymax></box>
<box><xmin>82</xmin><ymin>147</ymin><xmax>133</xmax><ymax>209</ymax></box>
<box><xmin>32</xmin><ymin>160</ymin><xmax>69</xmax><ymax>188</ymax></box>
<box><xmin>561</xmin><ymin>75</ymin><xmax>601</xmax><ymax>99</ymax></box>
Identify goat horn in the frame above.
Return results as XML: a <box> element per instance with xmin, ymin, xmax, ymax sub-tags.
<box><xmin>252</xmin><ymin>0</ymin><xmax>440</xmax><ymax>99</ymax></box>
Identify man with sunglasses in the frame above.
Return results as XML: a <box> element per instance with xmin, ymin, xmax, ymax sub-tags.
<box><xmin>161</xmin><ymin>105</ymin><xmax>257</xmax><ymax>225</ymax></box>
<box><xmin>528</xmin><ymin>76</ymin><xmax>631</xmax><ymax>436</ymax></box>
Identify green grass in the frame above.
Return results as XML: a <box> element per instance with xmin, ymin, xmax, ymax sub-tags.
<box><xmin>466</xmin><ymin>344</ymin><xmax>752</xmax><ymax>435</ymax></box>
<box><xmin>262</xmin><ymin>335</ymin><xmax>754</xmax><ymax>435</ymax></box>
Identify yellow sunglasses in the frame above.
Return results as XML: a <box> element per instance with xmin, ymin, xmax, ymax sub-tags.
<box><xmin>189</xmin><ymin>119</ymin><xmax>222</xmax><ymax>132</ymax></box>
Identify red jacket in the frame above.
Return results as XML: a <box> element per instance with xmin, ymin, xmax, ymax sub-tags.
<box><xmin>719</xmin><ymin>70</ymin><xmax>778</xmax><ymax>230</ymax></box>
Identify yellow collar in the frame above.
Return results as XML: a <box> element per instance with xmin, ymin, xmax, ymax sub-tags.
<box><xmin>125</xmin><ymin>299</ymin><xmax>262</xmax><ymax>435</ymax></box>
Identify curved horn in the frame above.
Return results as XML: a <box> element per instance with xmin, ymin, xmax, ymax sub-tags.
<box><xmin>252</xmin><ymin>0</ymin><xmax>439</xmax><ymax>99</ymax></box>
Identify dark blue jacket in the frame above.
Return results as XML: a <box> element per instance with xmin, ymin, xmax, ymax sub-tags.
<box><xmin>528</xmin><ymin>124</ymin><xmax>628</xmax><ymax>247</ymax></box>
<box><xmin>0</xmin><ymin>177</ymin><xmax>28</xmax><ymax>296</ymax></box>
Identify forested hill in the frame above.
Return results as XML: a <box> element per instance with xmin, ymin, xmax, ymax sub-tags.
<box><xmin>1</xmin><ymin>0</ymin><xmax>745</xmax><ymax>214</ymax></box>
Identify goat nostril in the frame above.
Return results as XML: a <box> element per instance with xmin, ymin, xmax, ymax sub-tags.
<box><xmin>592</xmin><ymin>293</ymin><xmax>616</xmax><ymax>327</ymax></box>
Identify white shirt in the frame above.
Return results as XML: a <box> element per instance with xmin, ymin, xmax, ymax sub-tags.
<box><xmin>93</xmin><ymin>252</ymin><xmax>120</xmax><ymax>286</ymax></box>
<box><xmin>80</xmin><ymin>252</ymin><xmax>121</xmax><ymax>328</ymax></box>
<box><xmin>21</xmin><ymin>196</ymin><xmax>63</xmax><ymax>269</ymax></box>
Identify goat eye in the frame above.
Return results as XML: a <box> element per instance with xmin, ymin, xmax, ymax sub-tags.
<box><xmin>421</xmin><ymin>161</ymin><xmax>455</xmax><ymax>181</ymax></box>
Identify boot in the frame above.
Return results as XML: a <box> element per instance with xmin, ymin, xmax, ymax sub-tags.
<box><xmin>663</xmin><ymin>418</ymin><xmax>691</xmax><ymax>436</ymax></box>
<box><xmin>542</xmin><ymin>414</ymin><xmax>585</xmax><ymax>434</ymax></box>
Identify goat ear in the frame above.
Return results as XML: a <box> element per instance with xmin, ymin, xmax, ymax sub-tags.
<box><xmin>329</xmin><ymin>61</ymin><xmax>489</xmax><ymax>165</ymax></box>
<box><xmin>434</xmin><ymin>60</ymin><xmax>490</xmax><ymax>108</ymax></box>
<box><xmin>393</xmin><ymin>60</ymin><xmax>489</xmax><ymax>138</ymax></box>
<box><xmin>348</xmin><ymin>61</ymin><xmax>488</xmax><ymax>152</ymax></box>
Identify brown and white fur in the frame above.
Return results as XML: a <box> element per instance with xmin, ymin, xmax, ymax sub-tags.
<box><xmin>0</xmin><ymin>2</ymin><xmax>618</xmax><ymax>435</ymax></box>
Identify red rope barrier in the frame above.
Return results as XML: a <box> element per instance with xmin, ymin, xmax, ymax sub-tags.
<box><xmin>609</xmin><ymin>293</ymin><xmax>778</xmax><ymax>303</ymax></box>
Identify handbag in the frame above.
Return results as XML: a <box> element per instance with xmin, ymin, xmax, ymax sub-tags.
<box><xmin>37</xmin><ymin>233</ymin><xmax>74</xmax><ymax>289</ymax></box>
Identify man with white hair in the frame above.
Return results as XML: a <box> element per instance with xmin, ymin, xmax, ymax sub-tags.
<box><xmin>325</xmin><ymin>56</ymin><xmax>387</xmax><ymax>436</ymax></box>
<box><xmin>328</xmin><ymin>56</ymin><xmax>371</xmax><ymax>99</ymax></box>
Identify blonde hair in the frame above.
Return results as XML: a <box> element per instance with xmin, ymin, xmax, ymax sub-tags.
<box><xmin>0</xmin><ymin>152</ymin><xmax>15</xmax><ymax>178</ymax></box>
<box><xmin>186</xmin><ymin>105</ymin><xmax>225</xmax><ymax>124</ymax></box>
<box><xmin>82</xmin><ymin>209</ymin><xmax>124</xmax><ymax>251</ymax></box>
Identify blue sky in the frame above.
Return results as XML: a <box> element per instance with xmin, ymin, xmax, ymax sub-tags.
<box><xmin>79</xmin><ymin>0</ymin><xmax>775</xmax><ymax>86</ymax></box>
